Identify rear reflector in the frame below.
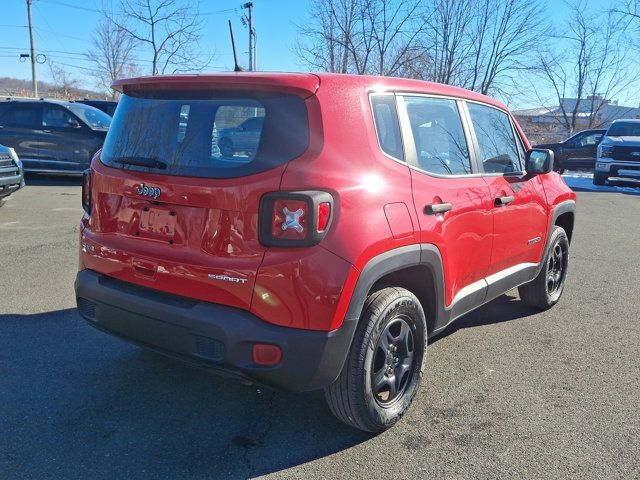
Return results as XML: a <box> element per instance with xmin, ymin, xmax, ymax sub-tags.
<box><xmin>252</xmin><ymin>344</ymin><xmax>282</xmax><ymax>366</ymax></box>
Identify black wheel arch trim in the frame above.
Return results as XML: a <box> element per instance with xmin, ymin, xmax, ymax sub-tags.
<box><xmin>535</xmin><ymin>200</ymin><xmax>575</xmax><ymax>277</ymax></box>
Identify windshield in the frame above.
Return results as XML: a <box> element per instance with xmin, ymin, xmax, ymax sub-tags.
<box><xmin>606</xmin><ymin>122</ymin><xmax>640</xmax><ymax>137</ymax></box>
<box><xmin>100</xmin><ymin>93</ymin><xmax>309</xmax><ymax>179</ymax></box>
<box><xmin>68</xmin><ymin>104</ymin><xmax>111</xmax><ymax>130</ymax></box>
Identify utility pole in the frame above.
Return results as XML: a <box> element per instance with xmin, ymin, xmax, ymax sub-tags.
<box><xmin>242</xmin><ymin>2</ymin><xmax>254</xmax><ymax>71</ymax></box>
<box><xmin>26</xmin><ymin>0</ymin><xmax>38</xmax><ymax>97</ymax></box>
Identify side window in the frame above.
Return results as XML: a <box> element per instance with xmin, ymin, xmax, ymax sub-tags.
<box><xmin>43</xmin><ymin>106</ymin><xmax>76</xmax><ymax>128</ymax></box>
<box><xmin>402</xmin><ymin>96</ymin><xmax>471</xmax><ymax>175</ymax></box>
<box><xmin>0</xmin><ymin>105</ymin><xmax>42</xmax><ymax>128</ymax></box>
<box><xmin>580</xmin><ymin>132</ymin><xmax>599</xmax><ymax>146</ymax></box>
<box><xmin>468</xmin><ymin>103</ymin><xmax>521</xmax><ymax>174</ymax></box>
<box><xmin>371</xmin><ymin>94</ymin><xmax>404</xmax><ymax>161</ymax></box>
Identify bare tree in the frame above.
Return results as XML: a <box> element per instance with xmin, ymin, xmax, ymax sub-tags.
<box><xmin>294</xmin><ymin>0</ymin><xmax>357</xmax><ymax>73</ymax></box>
<box><xmin>48</xmin><ymin>62</ymin><xmax>80</xmax><ymax>99</ymax></box>
<box><xmin>295</xmin><ymin>0</ymin><xmax>425</xmax><ymax>76</ymax></box>
<box><xmin>110</xmin><ymin>0</ymin><xmax>208</xmax><ymax>75</ymax></box>
<box><xmin>533</xmin><ymin>1</ymin><xmax>635</xmax><ymax>133</ymax></box>
<box><xmin>466</xmin><ymin>0</ymin><xmax>544</xmax><ymax>95</ymax></box>
<box><xmin>85</xmin><ymin>19</ymin><xmax>138</xmax><ymax>99</ymax></box>
<box><xmin>420</xmin><ymin>0</ymin><xmax>544</xmax><ymax>94</ymax></box>
<box><xmin>421</xmin><ymin>0</ymin><xmax>473</xmax><ymax>85</ymax></box>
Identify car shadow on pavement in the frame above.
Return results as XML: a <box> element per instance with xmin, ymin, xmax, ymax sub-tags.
<box><xmin>430</xmin><ymin>293</ymin><xmax>539</xmax><ymax>343</ymax></box>
<box><xmin>24</xmin><ymin>173</ymin><xmax>83</xmax><ymax>187</ymax></box>
<box><xmin>0</xmin><ymin>308</ymin><xmax>369</xmax><ymax>479</ymax></box>
<box><xmin>1</xmin><ymin>296</ymin><xmax>539</xmax><ymax>478</ymax></box>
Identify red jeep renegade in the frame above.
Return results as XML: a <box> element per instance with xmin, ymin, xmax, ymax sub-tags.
<box><xmin>75</xmin><ymin>73</ymin><xmax>575</xmax><ymax>432</ymax></box>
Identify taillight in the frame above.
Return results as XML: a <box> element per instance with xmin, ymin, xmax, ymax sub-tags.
<box><xmin>317</xmin><ymin>202</ymin><xmax>331</xmax><ymax>232</ymax></box>
<box><xmin>259</xmin><ymin>191</ymin><xmax>334</xmax><ymax>247</ymax></box>
<box><xmin>82</xmin><ymin>168</ymin><xmax>91</xmax><ymax>215</ymax></box>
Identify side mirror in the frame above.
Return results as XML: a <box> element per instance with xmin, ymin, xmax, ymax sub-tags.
<box><xmin>525</xmin><ymin>148</ymin><xmax>554</xmax><ymax>175</ymax></box>
<box><xmin>68</xmin><ymin>119</ymin><xmax>81</xmax><ymax>129</ymax></box>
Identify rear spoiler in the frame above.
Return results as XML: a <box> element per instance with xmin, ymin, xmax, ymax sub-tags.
<box><xmin>111</xmin><ymin>73</ymin><xmax>321</xmax><ymax>99</ymax></box>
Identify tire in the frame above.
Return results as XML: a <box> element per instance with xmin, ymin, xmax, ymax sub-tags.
<box><xmin>518</xmin><ymin>226</ymin><xmax>569</xmax><ymax>310</ymax></box>
<box><xmin>219</xmin><ymin>137</ymin><xmax>233</xmax><ymax>157</ymax></box>
<box><xmin>324</xmin><ymin>287</ymin><xmax>427</xmax><ymax>433</ymax></box>
<box><xmin>593</xmin><ymin>174</ymin><xmax>607</xmax><ymax>186</ymax></box>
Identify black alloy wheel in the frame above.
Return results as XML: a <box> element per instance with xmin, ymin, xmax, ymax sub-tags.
<box><xmin>370</xmin><ymin>316</ymin><xmax>416</xmax><ymax>406</ymax></box>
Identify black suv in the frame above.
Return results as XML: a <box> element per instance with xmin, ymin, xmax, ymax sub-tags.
<box><xmin>0</xmin><ymin>144</ymin><xmax>24</xmax><ymax>206</ymax></box>
<box><xmin>0</xmin><ymin>99</ymin><xmax>111</xmax><ymax>174</ymax></box>
<box><xmin>535</xmin><ymin>129</ymin><xmax>605</xmax><ymax>173</ymax></box>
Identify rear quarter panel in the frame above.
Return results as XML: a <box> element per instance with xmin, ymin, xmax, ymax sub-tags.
<box><xmin>251</xmin><ymin>79</ymin><xmax>419</xmax><ymax>331</ymax></box>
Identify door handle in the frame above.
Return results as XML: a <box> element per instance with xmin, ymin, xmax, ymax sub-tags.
<box><xmin>424</xmin><ymin>203</ymin><xmax>453</xmax><ymax>215</ymax></box>
<box><xmin>42</xmin><ymin>129</ymin><xmax>52</xmax><ymax>133</ymax></box>
<box><xmin>495</xmin><ymin>195</ymin><xmax>515</xmax><ymax>206</ymax></box>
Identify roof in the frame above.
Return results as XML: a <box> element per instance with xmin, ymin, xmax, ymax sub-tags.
<box><xmin>0</xmin><ymin>97</ymin><xmax>75</xmax><ymax>107</ymax></box>
<box><xmin>112</xmin><ymin>72</ymin><xmax>508</xmax><ymax>111</ymax></box>
<box><xmin>611</xmin><ymin>118</ymin><xmax>640</xmax><ymax>124</ymax></box>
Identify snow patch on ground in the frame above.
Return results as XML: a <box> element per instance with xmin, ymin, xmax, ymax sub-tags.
<box><xmin>562</xmin><ymin>171</ymin><xmax>640</xmax><ymax>195</ymax></box>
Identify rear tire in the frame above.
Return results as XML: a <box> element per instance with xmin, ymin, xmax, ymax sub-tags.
<box><xmin>324</xmin><ymin>287</ymin><xmax>427</xmax><ymax>433</ymax></box>
<box><xmin>593</xmin><ymin>174</ymin><xmax>607</xmax><ymax>186</ymax></box>
<box><xmin>519</xmin><ymin>226</ymin><xmax>569</xmax><ymax>310</ymax></box>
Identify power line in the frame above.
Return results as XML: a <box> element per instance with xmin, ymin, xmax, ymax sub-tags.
<box><xmin>37</xmin><ymin>0</ymin><xmax>98</xmax><ymax>13</ymax></box>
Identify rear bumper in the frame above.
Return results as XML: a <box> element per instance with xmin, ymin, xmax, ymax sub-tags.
<box><xmin>74</xmin><ymin>269</ymin><xmax>356</xmax><ymax>392</ymax></box>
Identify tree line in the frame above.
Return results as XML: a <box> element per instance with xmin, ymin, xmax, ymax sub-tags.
<box><xmin>60</xmin><ymin>0</ymin><xmax>640</xmax><ymax>132</ymax></box>
<box><xmin>296</xmin><ymin>0</ymin><xmax>640</xmax><ymax>131</ymax></box>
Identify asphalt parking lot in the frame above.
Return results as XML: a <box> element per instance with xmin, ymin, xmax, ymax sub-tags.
<box><xmin>1</xmin><ymin>176</ymin><xmax>639</xmax><ymax>479</ymax></box>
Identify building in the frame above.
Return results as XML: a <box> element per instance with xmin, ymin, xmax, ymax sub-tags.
<box><xmin>514</xmin><ymin>96</ymin><xmax>640</xmax><ymax>143</ymax></box>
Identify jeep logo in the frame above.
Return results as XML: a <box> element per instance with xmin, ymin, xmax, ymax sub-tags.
<box><xmin>135</xmin><ymin>183</ymin><xmax>161</xmax><ymax>199</ymax></box>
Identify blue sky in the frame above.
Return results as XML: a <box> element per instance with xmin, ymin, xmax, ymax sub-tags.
<box><xmin>1</xmin><ymin>0</ymin><xmax>308</xmax><ymax>81</ymax></box>
<box><xmin>0</xmin><ymin>0</ymin><xmax>611</xmax><ymax>109</ymax></box>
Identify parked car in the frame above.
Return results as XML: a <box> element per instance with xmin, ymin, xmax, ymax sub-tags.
<box><xmin>594</xmin><ymin>119</ymin><xmax>640</xmax><ymax>185</ymax></box>
<box><xmin>75</xmin><ymin>73</ymin><xmax>576</xmax><ymax>433</ymax></box>
<box><xmin>0</xmin><ymin>144</ymin><xmax>24</xmax><ymax>207</ymax></box>
<box><xmin>0</xmin><ymin>98</ymin><xmax>111</xmax><ymax>174</ymax></box>
<box><xmin>535</xmin><ymin>128</ymin><xmax>606</xmax><ymax>173</ymax></box>
<box><xmin>76</xmin><ymin>99</ymin><xmax>118</xmax><ymax>117</ymax></box>
<box><xmin>217</xmin><ymin>116</ymin><xmax>264</xmax><ymax>157</ymax></box>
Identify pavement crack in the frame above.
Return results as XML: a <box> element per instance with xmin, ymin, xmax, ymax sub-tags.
<box><xmin>232</xmin><ymin>389</ymin><xmax>277</xmax><ymax>478</ymax></box>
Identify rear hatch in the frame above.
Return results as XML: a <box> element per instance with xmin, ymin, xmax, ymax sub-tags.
<box><xmin>82</xmin><ymin>75</ymin><xmax>318</xmax><ymax>310</ymax></box>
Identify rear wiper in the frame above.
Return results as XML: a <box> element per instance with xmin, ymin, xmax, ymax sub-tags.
<box><xmin>114</xmin><ymin>156</ymin><xmax>167</xmax><ymax>170</ymax></box>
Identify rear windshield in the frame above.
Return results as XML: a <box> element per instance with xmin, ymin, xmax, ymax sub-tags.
<box><xmin>101</xmin><ymin>92</ymin><xmax>309</xmax><ymax>178</ymax></box>
<box><xmin>607</xmin><ymin>122</ymin><xmax>640</xmax><ymax>137</ymax></box>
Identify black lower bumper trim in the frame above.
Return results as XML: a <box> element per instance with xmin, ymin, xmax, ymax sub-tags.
<box><xmin>74</xmin><ymin>270</ymin><xmax>356</xmax><ymax>392</ymax></box>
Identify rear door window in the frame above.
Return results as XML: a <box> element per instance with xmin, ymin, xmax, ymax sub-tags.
<box><xmin>467</xmin><ymin>102</ymin><xmax>522</xmax><ymax>174</ymax></box>
<box><xmin>0</xmin><ymin>105</ymin><xmax>42</xmax><ymax>128</ymax></box>
<box><xmin>101</xmin><ymin>93</ymin><xmax>308</xmax><ymax>179</ymax></box>
<box><xmin>402</xmin><ymin>96</ymin><xmax>472</xmax><ymax>175</ymax></box>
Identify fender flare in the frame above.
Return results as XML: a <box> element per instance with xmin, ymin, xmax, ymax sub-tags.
<box><xmin>343</xmin><ymin>244</ymin><xmax>445</xmax><ymax>326</ymax></box>
<box><xmin>535</xmin><ymin>199</ymin><xmax>576</xmax><ymax>276</ymax></box>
